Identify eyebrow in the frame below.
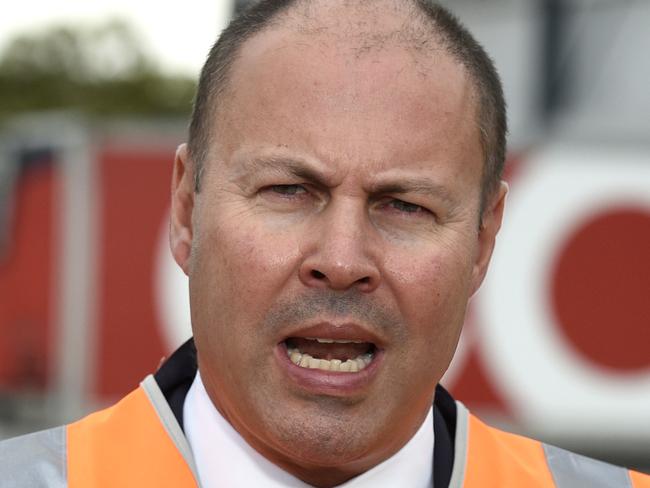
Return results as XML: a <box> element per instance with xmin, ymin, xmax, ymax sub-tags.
<box><xmin>234</xmin><ymin>155</ymin><xmax>333</xmax><ymax>188</ymax></box>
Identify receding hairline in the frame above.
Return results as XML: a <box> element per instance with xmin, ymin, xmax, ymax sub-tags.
<box><xmin>215</xmin><ymin>9</ymin><xmax>476</xmax><ymax>123</ymax></box>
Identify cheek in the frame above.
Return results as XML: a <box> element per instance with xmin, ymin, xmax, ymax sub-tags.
<box><xmin>385</xmin><ymin>245</ymin><xmax>474</xmax><ymax>342</ymax></box>
<box><xmin>389</xmin><ymin>246</ymin><xmax>472</xmax><ymax>299</ymax></box>
<box><xmin>190</xmin><ymin>221</ymin><xmax>303</xmax><ymax>375</ymax></box>
<box><xmin>195</xmin><ymin>218</ymin><xmax>302</xmax><ymax>308</ymax></box>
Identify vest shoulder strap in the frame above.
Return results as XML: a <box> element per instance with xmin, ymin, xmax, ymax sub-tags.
<box><xmin>67</xmin><ymin>377</ymin><xmax>199</xmax><ymax>488</ymax></box>
<box><xmin>461</xmin><ymin>410</ymin><xmax>555</xmax><ymax>487</ymax></box>
<box><xmin>461</xmin><ymin>410</ymin><xmax>650</xmax><ymax>488</ymax></box>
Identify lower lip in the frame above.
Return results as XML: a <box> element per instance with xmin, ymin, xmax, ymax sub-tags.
<box><xmin>274</xmin><ymin>343</ymin><xmax>384</xmax><ymax>396</ymax></box>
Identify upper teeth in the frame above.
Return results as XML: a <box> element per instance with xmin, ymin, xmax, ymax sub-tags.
<box><xmin>286</xmin><ymin>347</ymin><xmax>373</xmax><ymax>373</ymax></box>
<box><xmin>306</xmin><ymin>337</ymin><xmax>365</xmax><ymax>344</ymax></box>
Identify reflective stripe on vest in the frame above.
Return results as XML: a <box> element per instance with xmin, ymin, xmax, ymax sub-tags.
<box><xmin>544</xmin><ymin>443</ymin><xmax>632</xmax><ymax>488</ymax></box>
<box><xmin>0</xmin><ymin>425</ymin><xmax>67</xmax><ymax>488</ymax></box>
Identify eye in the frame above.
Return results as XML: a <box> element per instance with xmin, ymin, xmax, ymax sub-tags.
<box><xmin>267</xmin><ymin>184</ymin><xmax>308</xmax><ymax>197</ymax></box>
<box><xmin>387</xmin><ymin>199</ymin><xmax>430</xmax><ymax>215</ymax></box>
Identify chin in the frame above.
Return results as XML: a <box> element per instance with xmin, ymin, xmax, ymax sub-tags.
<box><xmin>256</xmin><ymin>402</ymin><xmax>387</xmax><ymax>470</ymax></box>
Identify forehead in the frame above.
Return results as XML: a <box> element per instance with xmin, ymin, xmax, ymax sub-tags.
<box><xmin>213</xmin><ymin>7</ymin><xmax>482</xmax><ymax>189</ymax></box>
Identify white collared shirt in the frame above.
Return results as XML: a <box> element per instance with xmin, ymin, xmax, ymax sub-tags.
<box><xmin>183</xmin><ymin>371</ymin><xmax>434</xmax><ymax>487</ymax></box>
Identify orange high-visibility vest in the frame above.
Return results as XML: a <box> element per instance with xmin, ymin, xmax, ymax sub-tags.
<box><xmin>3</xmin><ymin>374</ymin><xmax>650</xmax><ymax>487</ymax></box>
<box><xmin>67</xmin><ymin>380</ymin><xmax>198</xmax><ymax>487</ymax></box>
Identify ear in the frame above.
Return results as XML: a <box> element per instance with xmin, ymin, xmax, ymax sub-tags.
<box><xmin>170</xmin><ymin>143</ymin><xmax>195</xmax><ymax>276</ymax></box>
<box><xmin>470</xmin><ymin>181</ymin><xmax>508</xmax><ymax>296</ymax></box>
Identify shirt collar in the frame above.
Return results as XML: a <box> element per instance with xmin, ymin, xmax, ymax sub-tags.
<box><xmin>183</xmin><ymin>371</ymin><xmax>434</xmax><ymax>488</ymax></box>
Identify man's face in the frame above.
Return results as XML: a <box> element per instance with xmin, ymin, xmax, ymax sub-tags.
<box><xmin>171</xmin><ymin>15</ymin><xmax>505</xmax><ymax>487</ymax></box>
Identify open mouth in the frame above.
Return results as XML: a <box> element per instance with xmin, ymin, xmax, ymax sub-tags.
<box><xmin>283</xmin><ymin>337</ymin><xmax>376</xmax><ymax>373</ymax></box>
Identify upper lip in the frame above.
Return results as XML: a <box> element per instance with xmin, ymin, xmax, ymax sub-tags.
<box><xmin>279</xmin><ymin>321</ymin><xmax>387</xmax><ymax>349</ymax></box>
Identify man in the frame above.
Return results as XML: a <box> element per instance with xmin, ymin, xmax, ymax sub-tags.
<box><xmin>2</xmin><ymin>1</ymin><xmax>649</xmax><ymax>487</ymax></box>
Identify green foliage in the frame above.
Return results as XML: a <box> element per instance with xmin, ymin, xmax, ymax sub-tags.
<box><xmin>0</xmin><ymin>19</ymin><xmax>197</xmax><ymax>119</ymax></box>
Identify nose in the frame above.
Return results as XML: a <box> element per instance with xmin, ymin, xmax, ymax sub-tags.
<box><xmin>298</xmin><ymin>203</ymin><xmax>380</xmax><ymax>293</ymax></box>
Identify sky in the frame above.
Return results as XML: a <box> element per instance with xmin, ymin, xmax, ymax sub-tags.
<box><xmin>0</xmin><ymin>0</ymin><xmax>234</xmax><ymax>76</ymax></box>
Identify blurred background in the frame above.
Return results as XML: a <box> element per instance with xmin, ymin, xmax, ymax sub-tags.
<box><xmin>1</xmin><ymin>0</ymin><xmax>648</xmax><ymax>473</ymax></box>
